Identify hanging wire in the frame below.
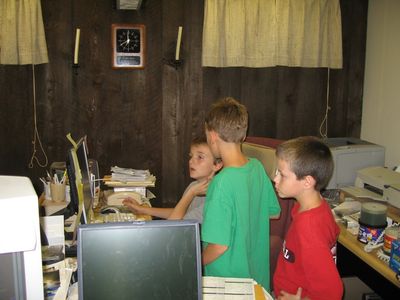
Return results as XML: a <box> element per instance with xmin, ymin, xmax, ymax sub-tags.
<box><xmin>28</xmin><ymin>64</ymin><xmax>48</xmax><ymax>168</ymax></box>
<box><xmin>319</xmin><ymin>68</ymin><xmax>331</xmax><ymax>138</ymax></box>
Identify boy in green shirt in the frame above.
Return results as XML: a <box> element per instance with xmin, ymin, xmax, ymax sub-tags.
<box><xmin>201</xmin><ymin>97</ymin><xmax>281</xmax><ymax>291</ymax></box>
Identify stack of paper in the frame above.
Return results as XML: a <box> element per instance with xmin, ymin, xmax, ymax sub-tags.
<box><xmin>111</xmin><ymin>166</ymin><xmax>150</xmax><ymax>180</ymax></box>
<box><xmin>104</xmin><ymin>166</ymin><xmax>156</xmax><ymax>188</ymax></box>
<box><xmin>202</xmin><ymin>276</ymin><xmax>273</xmax><ymax>300</ymax></box>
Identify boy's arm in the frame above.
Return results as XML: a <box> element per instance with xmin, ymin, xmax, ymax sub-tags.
<box><xmin>202</xmin><ymin>243</ymin><xmax>228</xmax><ymax>265</ymax></box>
<box><xmin>168</xmin><ymin>180</ymin><xmax>209</xmax><ymax>220</ymax></box>
<box><xmin>123</xmin><ymin>198</ymin><xmax>173</xmax><ymax>219</ymax></box>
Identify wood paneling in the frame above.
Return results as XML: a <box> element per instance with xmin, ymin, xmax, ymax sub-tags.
<box><xmin>0</xmin><ymin>0</ymin><xmax>368</xmax><ymax>207</ymax></box>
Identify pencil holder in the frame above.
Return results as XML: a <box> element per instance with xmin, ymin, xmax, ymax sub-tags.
<box><xmin>50</xmin><ymin>182</ymin><xmax>66</xmax><ymax>202</ymax></box>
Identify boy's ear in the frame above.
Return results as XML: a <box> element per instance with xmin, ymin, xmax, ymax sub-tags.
<box><xmin>214</xmin><ymin>160</ymin><xmax>223</xmax><ymax>171</ymax></box>
<box><xmin>208</xmin><ymin>130</ymin><xmax>219</xmax><ymax>144</ymax></box>
<box><xmin>303</xmin><ymin>175</ymin><xmax>316</xmax><ymax>189</ymax></box>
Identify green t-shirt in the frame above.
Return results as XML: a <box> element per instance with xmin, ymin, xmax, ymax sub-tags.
<box><xmin>201</xmin><ymin>158</ymin><xmax>280</xmax><ymax>291</ymax></box>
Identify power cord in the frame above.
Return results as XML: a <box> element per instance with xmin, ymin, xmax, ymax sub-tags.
<box><xmin>363</xmin><ymin>230</ymin><xmax>385</xmax><ymax>253</ymax></box>
<box><xmin>28</xmin><ymin>64</ymin><xmax>48</xmax><ymax>168</ymax></box>
<box><xmin>319</xmin><ymin>68</ymin><xmax>331</xmax><ymax>138</ymax></box>
<box><xmin>376</xmin><ymin>248</ymin><xmax>390</xmax><ymax>263</ymax></box>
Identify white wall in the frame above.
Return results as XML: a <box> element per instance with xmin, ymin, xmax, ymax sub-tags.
<box><xmin>361</xmin><ymin>0</ymin><xmax>400</xmax><ymax>169</ymax></box>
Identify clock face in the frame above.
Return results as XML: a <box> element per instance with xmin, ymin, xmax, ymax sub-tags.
<box><xmin>116</xmin><ymin>29</ymin><xmax>141</xmax><ymax>53</ymax></box>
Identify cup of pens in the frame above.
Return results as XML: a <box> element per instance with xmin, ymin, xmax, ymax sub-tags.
<box><xmin>50</xmin><ymin>182</ymin><xmax>66</xmax><ymax>202</ymax></box>
<box><xmin>50</xmin><ymin>173</ymin><xmax>66</xmax><ymax>202</ymax></box>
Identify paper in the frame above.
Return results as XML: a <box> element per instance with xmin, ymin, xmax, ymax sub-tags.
<box><xmin>40</xmin><ymin>216</ymin><xmax>65</xmax><ymax>246</ymax></box>
<box><xmin>64</xmin><ymin>214</ymin><xmax>77</xmax><ymax>233</ymax></box>
<box><xmin>202</xmin><ymin>276</ymin><xmax>272</xmax><ymax>300</ymax></box>
<box><xmin>333</xmin><ymin>200</ymin><xmax>361</xmax><ymax>217</ymax></box>
<box><xmin>111</xmin><ymin>166</ymin><xmax>150</xmax><ymax>177</ymax></box>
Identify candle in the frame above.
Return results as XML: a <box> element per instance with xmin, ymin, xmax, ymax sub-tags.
<box><xmin>175</xmin><ymin>26</ymin><xmax>182</xmax><ymax>61</ymax></box>
<box><xmin>74</xmin><ymin>28</ymin><xmax>81</xmax><ymax>65</ymax></box>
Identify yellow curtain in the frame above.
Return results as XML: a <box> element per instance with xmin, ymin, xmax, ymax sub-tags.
<box><xmin>0</xmin><ymin>0</ymin><xmax>49</xmax><ymax>65</ymax></box>
<box><xmin>202</xmin><ymin>0</ymin><xmax>342</xmax><ymax>68</ymax></box>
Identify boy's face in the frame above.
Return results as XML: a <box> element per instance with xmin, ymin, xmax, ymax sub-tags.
<box><xmin>188</xmin><ymin>144</ymin><xmax>218</xmax><ymax>181</ymax></box>
<box><xmin>273</xmin><ymin>158</ymin><xmax>304</xmax><ymax>199</ymax></box>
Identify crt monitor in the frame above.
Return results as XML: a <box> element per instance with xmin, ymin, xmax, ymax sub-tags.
<box><xmin>77</xmin><ymin>220</ymin><xmax>202</xmax><ymax>300</ymax></box>
<box><xmin>0</xmin><ymin>176</ymin><xmax>44</xmax><ymax>300</ymax></box>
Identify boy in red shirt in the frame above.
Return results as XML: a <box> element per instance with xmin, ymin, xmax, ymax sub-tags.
<box><xmin>273</xmin><ymin>136</ymin><xmax>343</xmax><ymax>300</ymax></box>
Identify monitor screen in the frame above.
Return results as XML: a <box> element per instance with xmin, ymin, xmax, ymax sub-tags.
<box><xmin>77</xmin><ymin>220</ymin><xmax>202</xmax><ymax>300</ymax></box>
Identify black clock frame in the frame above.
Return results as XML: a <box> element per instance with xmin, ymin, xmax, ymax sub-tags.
<box><xmin>112</xmin><ymin>24</ymin><xmax>145</xmax><ymax>69</ymax></box>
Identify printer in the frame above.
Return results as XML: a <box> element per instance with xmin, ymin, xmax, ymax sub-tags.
<box><xmin>353</xmin><ymin>166</ymin><xmax>400</xmax><ymax>208</ymax></box>
<box><xmin>323</xmin><ymin>137</ymin><xmax>385</xmax><ymax>190</ymax></box>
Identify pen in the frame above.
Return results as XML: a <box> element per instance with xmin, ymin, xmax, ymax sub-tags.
<box><xmin>61</xmin><ymin>170</ymin><xmax>67</xmax><ymax>184</ymax></box>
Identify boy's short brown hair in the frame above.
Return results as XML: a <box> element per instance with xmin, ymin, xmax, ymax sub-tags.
<box><xmin>276</xmin><ymin>136</ymin><xmax>333</xmax><ymax>191</ymax></box>
<box><xmin>205</xmin><ymin>97</ymin><xmax>248</xmax><ymax>143</ymax></box>
<box><xmin>191</xmin><ymin>134</ymin><xmax>208</xmax><ymax>147</ymax></box>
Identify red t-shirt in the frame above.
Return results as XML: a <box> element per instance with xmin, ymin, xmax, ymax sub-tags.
<box><xmin>273</xmin><ymin>200</ymin><xmax>343</xmax><ymax>300</ymax></box>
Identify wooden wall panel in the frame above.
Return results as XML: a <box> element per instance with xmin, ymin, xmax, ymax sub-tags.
<box><xmin>0</xmin><ymin>66</ymin><xmax>34</xmax><ymax>175</ymax></box>
<box><xmin>0</xmin><ymin>0</ymin><xmax>368</xmax><ymax>208</ymax></box>
<box><xmin>161</xmin><ymin>0</ymin><xmax>186</xmax><ymax>207</ymax></box>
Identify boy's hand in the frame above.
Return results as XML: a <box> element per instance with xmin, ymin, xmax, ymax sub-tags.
<box><xmin>189</xmin><ymin>170</ymin><xmax>216</xmax><ymax>197</ymax></box>
<box><xmin>188</xmin><ymin>178</ymin><xmax>210</xmax><ymax>197</ymax></box>
<box><xmin>122</xmin><ymin>197</ymin><xmax>142</xmax><ymax>214</ymax></box>
<box><xmin>277</xmin><ymin>287</ymin><xmax>303</xmax><ymax>300</ymax></box>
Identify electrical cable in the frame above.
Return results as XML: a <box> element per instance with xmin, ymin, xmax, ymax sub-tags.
<box><xmin>28</xmin><ymin>64</ymin><xmax>48</xmax><ymax>168</ymax></box>
<box><xmin>363</xmin><ymin>230</ymin><xmax>385</xmax><ymax>253</ymax></box>
<box><xmin>319</xmin><ymin>68</ymin><xmax>331</xmax><ymax>138</ymax></box>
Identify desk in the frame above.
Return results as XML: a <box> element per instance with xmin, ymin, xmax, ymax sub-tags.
<box><xmin>337</xmin><ymin>194</ymin><xmax>400</xmax><ymax>295</ymax></box>
<box><xmin>338</xmin><ymin>222</ymin><xmax>400</xmax><ymax>288</ymax></box>
<box><xmin>40</xmin><ymin>191</ymin><xmax>152</xmax><ymax>221</ymax></box>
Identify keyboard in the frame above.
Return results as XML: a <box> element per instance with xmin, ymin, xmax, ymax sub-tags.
<box><xmin>93</xmin><ymin>212</ymin><xmax>138</xmax><ymax>223</ymax></box>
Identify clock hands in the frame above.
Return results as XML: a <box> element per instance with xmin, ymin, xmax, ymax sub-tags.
<box><xmin>119</xmin><ymin>30</ymin><xmax>131</xmax><ymax>48</ymax></box>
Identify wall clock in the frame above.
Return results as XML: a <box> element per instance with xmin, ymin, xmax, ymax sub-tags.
<box><xmin>111</xmin><ymin>24</ymin><xmax>145</xmax><ymax>69</ymax></box>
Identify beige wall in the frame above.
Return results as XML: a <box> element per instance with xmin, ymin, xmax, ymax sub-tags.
<box><xmin>361</xmin><ymin>0</ymin><xmax>400</xmax><ymax>169</ymax></box>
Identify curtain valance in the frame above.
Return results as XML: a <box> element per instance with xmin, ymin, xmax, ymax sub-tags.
<box><xmin>202</xmin><ymin>0</ymin><xmax>342</xmax><ymax>68</ymax></box>
<box><xmin>0</xmin><ymin>0</ymin><xmax>49</xmax><ymax>65</ymax></box>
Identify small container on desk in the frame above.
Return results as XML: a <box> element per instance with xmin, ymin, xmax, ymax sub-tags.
<box><xmin>389</xmin><ymin>239</ymin><xmax>400</xmax><ymax>276</ymax></box>
<box><xmin>357</xmin><ymin>202</ymin><xmax>387</xmax><ymax>244</ymax></box>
